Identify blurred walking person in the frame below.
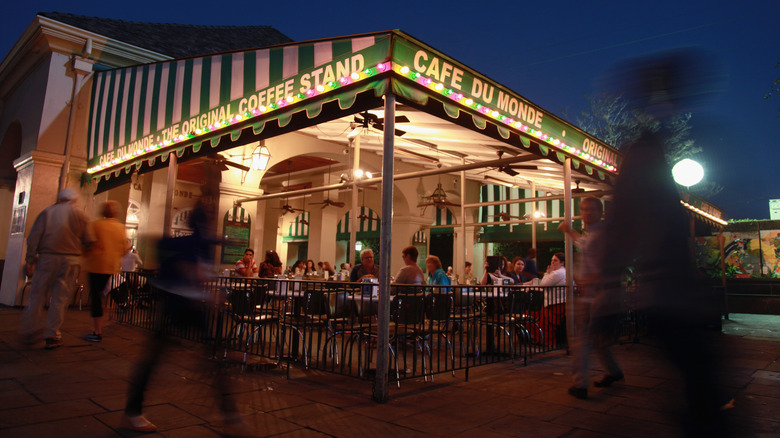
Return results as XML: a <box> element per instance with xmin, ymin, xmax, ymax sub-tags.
<box><xmin>83</xmin><ymin>201</ymin><xmax>129</xmax><ymax>342</ymax></box>
<box><xmin>20</xmin><ymin>188</ymin><xmax>93</xmax><ymax>349</ymax></box>
<box><xmin>123</xmin><ymin>180</ymin><xmax>249</xmax><ymax>435</ymax></box>
<box><xmin>559</xmin><ymin>197</ymin><xmax>623</xmax><ymax>399</ymax></box>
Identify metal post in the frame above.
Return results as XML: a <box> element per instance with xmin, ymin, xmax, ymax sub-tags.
<box><xmin>530</xmin><ymin>181</ymin><xmax>537</xmax><ymax>251</ymax></box>
<box><xmin>162</xmin><ymin>152</ymin><xmax>178</xmax><ymax>238</ymax></box>
<box><xmin>349</xmin><ymin>136</ymin><xmax>361</xmax><ymax>267</ymax></box>
<box><xmin>373</xmin><ymin>94</ymin><xmax>395</xmax><ymax>403</ymax></box>
<box><xmin>563</xmin><ymin>158</ymin><xmax>574</xmax><ymax>338</ymax></box>
<box><xmin>461</xmin><ymin>158</ymin><xmax>467</xmax><ymax>279</ymax></box>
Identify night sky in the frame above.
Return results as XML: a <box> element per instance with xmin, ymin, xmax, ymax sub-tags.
<box><xmin>3</xmin><ymin>0</ymin><xmax>778</xmax><ymax>220</ymax></box>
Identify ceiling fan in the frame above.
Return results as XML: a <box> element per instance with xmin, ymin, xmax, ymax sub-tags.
<box><xmin>354</xmin><ymin>111</ymin><xmax>410</xmax><ymax>137</ymax></box>
<box><xmin>356</xmin><ymin>189</ymin><xmax>378</xmax><ymax>222</ymax></box>
<box><xmin>200</xmin><ymin>153</ymin><xmax>250</xmax><ymax>172</ymax></box>
<box><xmin>417</xmin><ymin>182</ymin><xmax>460</xmax><ymax>214</ymax></box>
<box><xmin>309</xmin><ymin>162</ymin><xmax>346</xmax><ymax>209</ymax></box>
<box><xmin>491</xmin><ymin>211</ymin><xmax>523</xmax><ymax>221</ymax></box>
<box><xmin>489</xmin><ymin>150</ymin><xmax>537</xmax><ymax>176</ymax></box>
<box><xmin>273</xmin><ymin>160</ymin><xmax>305</xmax><ymax>215</ymax></box>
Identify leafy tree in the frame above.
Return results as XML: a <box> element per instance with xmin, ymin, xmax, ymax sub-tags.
<box><xmin>576</xmin><ymin>92</ymin><xmax>721</xmax><ymax>197</ymax></box>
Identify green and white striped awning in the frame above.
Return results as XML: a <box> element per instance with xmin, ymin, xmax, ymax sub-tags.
<box><xmin>86</xmin><ymin>30</ymin><xmax>621</xmax><ymax>187</ymax></box>
<box><xmin>431</xmin><ymin>207</ymin><xmax>455</xmax><ymax>235</ymax></box>
<box><xmin>478</xmin><ymin>184</ymin><xmax>580</xmax><ymax>242</ymax></box>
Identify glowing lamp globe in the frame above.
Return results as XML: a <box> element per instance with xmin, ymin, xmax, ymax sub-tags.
<box><xmin>672</xmin><ymin>159</ymin><xmax>704</xmax><ymax>187</ymax></box>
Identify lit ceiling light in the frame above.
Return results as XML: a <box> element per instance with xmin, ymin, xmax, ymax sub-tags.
<box><xmin>251</xmin><ymin>145</ymin><xmax>271</xmax><ymax>171</ymax></box>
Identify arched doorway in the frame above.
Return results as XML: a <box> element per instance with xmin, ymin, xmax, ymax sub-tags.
<box><xmin>429</xmin><ymin>207</ymin><xmax>455</xmax><ymax>271</ymax></box>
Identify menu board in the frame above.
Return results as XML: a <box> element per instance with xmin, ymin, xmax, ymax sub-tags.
<box><xmin>220</xmin><ymin>207</ymin><xmax>251</xmax><ymax>264</ymax></box>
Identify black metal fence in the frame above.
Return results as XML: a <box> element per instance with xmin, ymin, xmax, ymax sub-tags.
<box><xmin>105</xmin><ymin>273</ymin><xmax>641</xmax><ymax>383</ymax></box>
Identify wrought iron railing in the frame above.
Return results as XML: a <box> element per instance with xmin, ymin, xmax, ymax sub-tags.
<box><xmin>105</xmin><ymin>273</ymin><xmax>640</xmax><ymax>383</ymax></box>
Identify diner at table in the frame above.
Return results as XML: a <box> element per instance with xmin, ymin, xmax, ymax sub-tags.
<box><xmin>394</xmin><ymin>246</ymin><xmax>425</xmax><ymax>285</ymax></box>
<box><xmin>234</xmin><ymin>248</ymin><xmax>258</xmax><ymax>277</ymax></box>
<box><xmin>350</xmin><ymin>249</ymin><xmax>380</xmax><ymax>281</ymax></box>
<box><xmin>258</xmin><ymin>250</ymin><xmax>283</xmax><ymax>278</ymax></box>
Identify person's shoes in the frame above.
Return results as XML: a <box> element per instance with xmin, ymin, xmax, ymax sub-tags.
<box><xmin>44</xmin><ymin>337</ymin><xmax>63</xmax><ymax>350</ymax></box>
<box><xmin>120</xmin><ymin>414</ymin><xmax>157</xmax><ymax>432</ymax></box>
<box><xmin>593</xmin><ymin>372</ymin><xmax>624</xmax><ymax>388</ymax></box>
<box><xmin>84</xmin><ymin>333</ymin><xmax>102</xmax><ymax>342</ymax></box>
<box><xmin>568</xmin><ymin>386</ymin><xmax>588</xmax><ymax>399</ymax></box>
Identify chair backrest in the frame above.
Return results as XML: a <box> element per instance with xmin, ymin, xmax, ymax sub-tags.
<box><xmin>304</xmin><ymin>289</ymin><xmax>329</xmax><ymax>317</ymax></box>
<box><xmin>527</xmin><ymin>288</ymin><xmax>545</xmax><ymax>312</ymax></box>
<box><xmin>425</xmin><ymin>293</ymin><xmax>453</xmax><ymax>322</ymax></box>
<box><xmin>327</xmin><ymin>291</ymin><xmax>354</xmax><ymax>319</ymax></box>
<box><xmin>392</xmin><ymin>293</ymin><xmax>426</xmax><ymax>326</ymax></box>
<box><xmin>228</xmin><ymin>289</ymin><xmax>257</xmax><ymax>317</ymax></box>
<box><xmin>508</xmin><ymin>289</ymin><xmax>530</xmax><ymax>316</ymax></box>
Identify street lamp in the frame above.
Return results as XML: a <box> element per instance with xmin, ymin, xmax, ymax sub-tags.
<box><xmin>251</xmin><ymin>145</ymin><xmax>271</xmax><ymax>171</ymax></box>
<box><xmin>672</xmin><ymin>158</ymin><xmax>704</xmax><ymax>187</ymax></box>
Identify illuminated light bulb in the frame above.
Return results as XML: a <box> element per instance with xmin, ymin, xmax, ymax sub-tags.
<box><xmin>553</xmin><ymin>139</ymin><xmax>560</xmax><ymax>145</ymax></box>
<box><xmin>286</xmin><ymin>96</ymin><xmax>294</xmax><ymax>103</ymax></box>
<box><xmin>235</xmin><ymin>114</ymin><xmax>243</xmax><ymax>121</ymax></box>
<box><xmin>534</xmin><ymin>131</ymin><xmax>542</xmax><ymax>138</ymax></box>
<box><xmin>465</xmin><ymin>98</ymin><xmax>473</xmax><ymax>105</ymax></box>
<box><xmin>365</xmin><ymin>171</ymin><xmax>373</xmax><ymax>179</ymax></box>
<box><xmin>445</xmin><ymin>89</ymin><xmax>453</xmax><ymax>95</ymax></box>
<box><xmin>400</xmin><ymin>66</ymin><xmax>410</xmax><ymax>74</ymax></box>
<box><xmin>514</xmin><ymin>122</ymin><xmax>523</xmax><ymax>128</ymax></box>
<box><xmin>542</xmin><ymin>134</ymin><xmax>548</xmax><ymax>140</ymax></box>
<box><xmin>521</xmin><ymin>125</ymin><xmax>529</xmax><ymax>131</ymax></box>
<box><xmin>491</xmin><ymin>111</ymin><xmax>499</xmax><ymax>117</ymax></box>
<box><xmin>434</xmin><ymin>83</ymin><xmax>444</xmax><ymax>91</ymax></box>
<box><xmin>353</xmin><ymin>169</ymin><xmax>364</xmax><ymax>178</ymax></box>
<box><xmin>316</xmin><ymin>85</ymin><xmax>325</xmax><ymax>92</ymax></box>
<box><xmin>306</xmin><ymin>89</ymin><xmax>315</xmax><ymax>97</ymax></box>
<box><xmin>339</xmin><ymin>77</ymin><xmax>349</xmax><ymax>85</ymax></box>
<box><xmin>453</xmin><ymin>93</ymin><xmax>463</xmax><ymax>100</ymax></box>
<box><xmin>259</xmin><ymin>105</ymin><xmax>267</xmax><ymax>112</ymax></box>
<box><xmin>296</xmin><ymin>93</ymin><xmax>304</xmax><ymax>99</ymax></box>
<box><xmin>672</xmin><ymin>158</ymin><xmax>704</xmax><ymax>186</ymax></box>
<box><xmin>351</xmin><ymin>72</ymin><xmax>360</xmax><ymax>80</ymax></box>
<box><xmin>423</xmin><ymin>78</ymin><xmax>432</xmax><ymax>86</ymax></box>
<box><xmin>377</xmin><ymin>63</ymin><xmax>387</xmax><ymax>71</ymax></box>
<box><xmin>363</xmin><ymin>68</ymin><xmax>371</xmax><ymax>74</ymax></box>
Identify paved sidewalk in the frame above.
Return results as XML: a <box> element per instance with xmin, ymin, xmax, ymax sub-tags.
<box><xmin>1</xmin><ymin>306</ymin><xmax>778</xmax><ymax>437</ymax></box>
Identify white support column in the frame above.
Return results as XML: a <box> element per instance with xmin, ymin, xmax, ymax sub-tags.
<box><xmin>563</xmin><ymin>158</ymin><xmax>575</xmax><ymax>338</ymax></box>
<box><xmin>374</xmin><ymin>94</ymin><xmax>395</xmax><ymax>403</ymax></box>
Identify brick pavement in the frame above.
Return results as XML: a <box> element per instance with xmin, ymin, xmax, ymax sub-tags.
<box><xmin>1</xmin><ymin>306</ymin><xmax>778</xmax><ymax>437</ymax></box>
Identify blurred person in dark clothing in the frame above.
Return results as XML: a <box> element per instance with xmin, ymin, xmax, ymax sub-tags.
<box><xmin>122</xmin><ymin>187</ymin><xmax>250</xmax><ymax>435</ymax></box>
<box><xmin>20</xmin><ymin>188</ymin><xmax>93</xmax><ymax>349</ymax></box>
<box><xmin>601</xmin><ymin>49</ymin><xmax>731</xmax><ymax>436</ymax></box>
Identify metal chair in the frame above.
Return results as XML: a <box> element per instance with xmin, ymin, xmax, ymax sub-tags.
<box><xmin>224</xmin><ymin>285</ymin><xmax>278</xmax><ymax>365</ymax></box>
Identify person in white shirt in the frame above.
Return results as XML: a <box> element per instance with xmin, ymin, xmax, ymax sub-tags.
<box><xmin>540</xmin><ymin>252</ymin><xmax>567</xmax><ymax>286</ymax></box>
<box><xmin>121</xmin><ymin>241</ymin><xmax>143</xmax><ymax>272</ymax></box>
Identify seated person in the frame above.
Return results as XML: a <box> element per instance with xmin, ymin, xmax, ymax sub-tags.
<box><xmin>426</xmin><ymin>255</ymin><xmax>451</xmax><ymax>289</ymax></box>
<box><xmin>258</xmin><ymin>249</ymin><xmax>283</xmax><ymax>278</ymax></box>
<box><xmin>394</xmin><ymin>246</ymin><xmax>425</xmax><ymax>285</ymax></box>
<box><xmin>350</xmin><ymin>249</ymin><xmax>379</xmax><ymax>281</ymax></box>
<box><xmin>321</xmin><ymin>261</ymin><xmax>335</xmax><ymax>277</ymax></box>
<box><xmin>540</xmin><ymin>252</ymin><xmax>567</xmax><ymax>287</ymax></box>
<box><xmin>235</xmin><ymin>248</ymin><xmax>258</xmax><ymax>277</ymax></box>
<box><xmin>463</xmin><ymin>261</ymin><xmax>477</xmax><ymax>284</ymax></box>
<box><xmin>480</xmin><ymin>256</ymin><xmax>514</xmax><ymax>285</ymax></box>
<box><xmin>511</xmin><ymin>257</ymin><xmax>535</xmax><ymax>283</ymax></box>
